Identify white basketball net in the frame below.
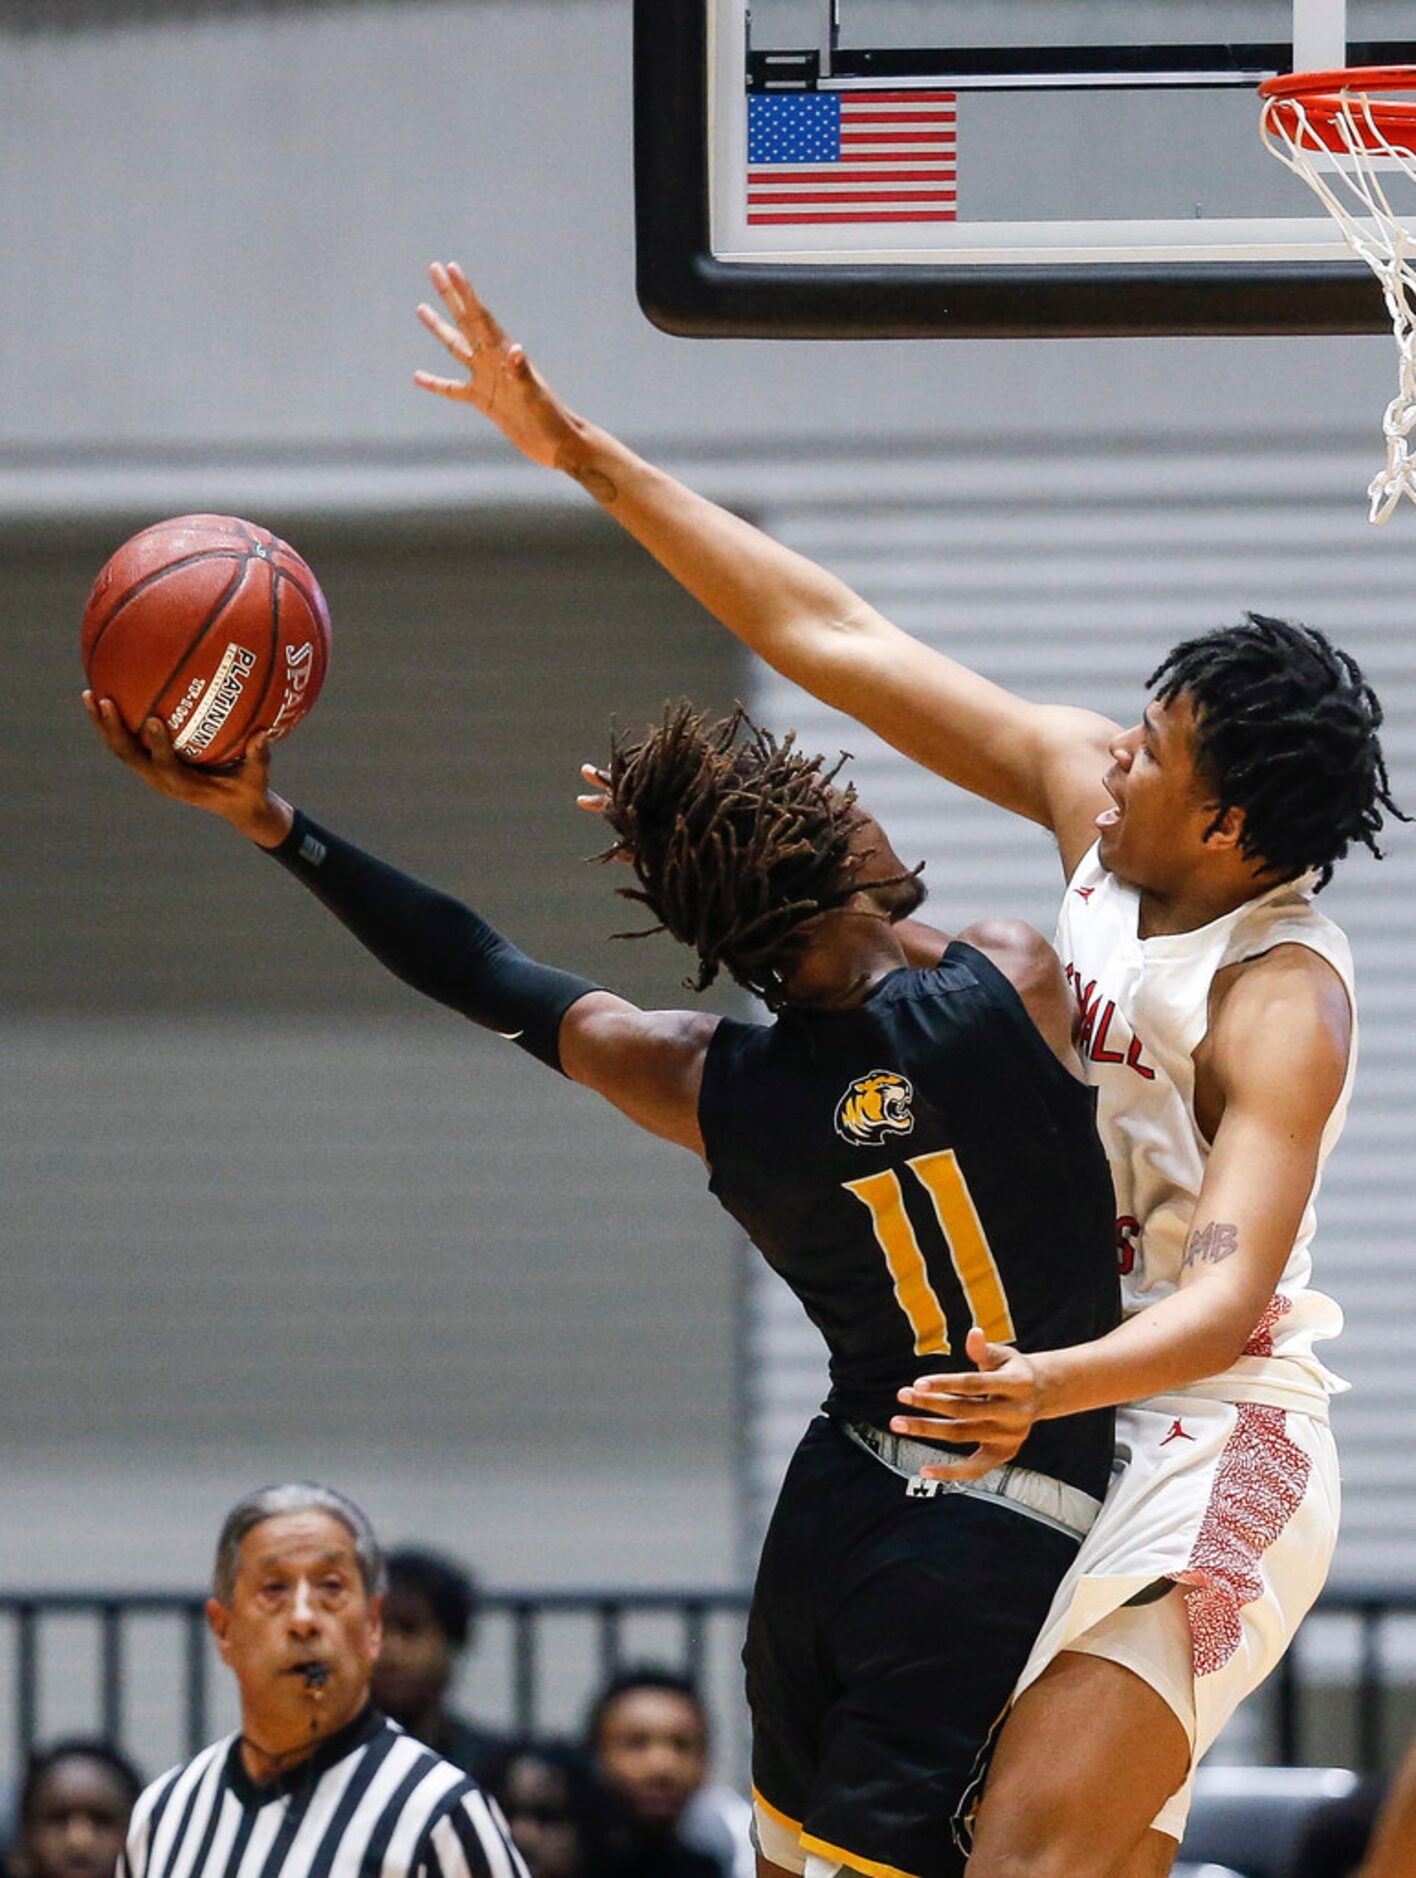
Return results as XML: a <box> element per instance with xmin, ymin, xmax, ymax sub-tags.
<box><xmin>1261</xmin><ymin>83</ymin><xmax>1416</xmax><ymax>523</ymax></box>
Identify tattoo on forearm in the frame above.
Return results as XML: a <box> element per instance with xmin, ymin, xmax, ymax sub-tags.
<box><xmin>566</xmin><ymin>463</ymin><xmax>619</xmax><ymax>506</ymax></box>
<box><xmin>1182</xmin><ymin>1220</ymin><xmax>1239</xmax><ymax>1269</ymax></box>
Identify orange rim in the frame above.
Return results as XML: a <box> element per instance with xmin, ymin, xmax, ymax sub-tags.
<box><xmin>1259</xmin><ymin>64</ymin><xmax>1416</xmax><ymax>102</ymax></box>
<box><xmin>1260</xmin><ymin>66</ymin><xmax>1416</xmax><ymax>151</ymax></box>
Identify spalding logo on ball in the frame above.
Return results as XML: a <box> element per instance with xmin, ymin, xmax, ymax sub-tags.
<box><xmin>81</xmin><ymin>514</ymin><xmax>331</xmax><ymax>767</ymax></box>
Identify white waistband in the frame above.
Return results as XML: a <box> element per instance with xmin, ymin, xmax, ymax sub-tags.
<box><xmin>1166</xmin><ymin>1355</ymin><xmax>1337</xmax><ymax>1421</ymax></box>
<box><xmin>840</xmin><ymin>1420</ymin><xmax>1103</xmax><ymax>1542</ymax></box>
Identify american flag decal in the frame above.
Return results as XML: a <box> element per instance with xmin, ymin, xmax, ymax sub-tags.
<box><xmin>747</xmin><ymin>90</ymin><xmax>957</xmax><ymax>225</ymax></box>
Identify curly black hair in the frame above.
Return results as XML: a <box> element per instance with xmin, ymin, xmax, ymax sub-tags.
<box><xmin>600</xmin><ymin>703</ymin><xmax>919</xmax><ymax>1007</ymax></box>
<box><xmin>1149</xmin><ymin>614</ymin><xmax>1407</xmax><ymax>889</ymax></box>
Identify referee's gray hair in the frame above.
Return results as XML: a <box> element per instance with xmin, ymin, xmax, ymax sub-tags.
<box><xmin>212</xmin><ymin>1482</ymin><xmax>387</xmax><ymax>1604</ymax></box>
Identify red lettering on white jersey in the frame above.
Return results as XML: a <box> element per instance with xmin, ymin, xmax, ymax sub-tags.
<box><xmin>1116</xmin><ymin>1215</ymin><xmax>1141</xmax><ymax>1276</ymax></box>
<box><xmin>1063</xmin><ymin>964</ymin><xmax>1158</xmax><ymax>1081</ymax></box>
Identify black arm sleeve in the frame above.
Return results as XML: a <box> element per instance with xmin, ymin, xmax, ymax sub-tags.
<box><xmin>268</xmin><ymin>810</ymin><xmax>602</xmax><ymax>1074</ymax></box>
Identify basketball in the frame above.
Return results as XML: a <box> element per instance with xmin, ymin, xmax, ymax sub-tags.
<box><xmin>80</xmin><ymin>514</ymin><xmax>331</xmax><ymax>767</ymax></box>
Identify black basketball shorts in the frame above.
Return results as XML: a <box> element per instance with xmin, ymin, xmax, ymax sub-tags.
<box><xmin>743</xmin><ymin>1416</ymin><xmax>1081</xmax><ymax>1878</ymax></box>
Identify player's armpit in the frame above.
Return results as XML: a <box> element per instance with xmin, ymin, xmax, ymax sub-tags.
<box><xmin>558</xmin><ymin>995</ymin><xmax>718</xmax><ymax>1156</ymax></box>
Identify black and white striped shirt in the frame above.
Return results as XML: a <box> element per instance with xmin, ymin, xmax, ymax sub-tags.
<box><xmin>119</xmin><ymin>1708</ymin><xmax>528</xmax><ymax>1878</ymax></box>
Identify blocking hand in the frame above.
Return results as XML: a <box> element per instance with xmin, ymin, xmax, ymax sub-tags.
<box><xmin>414</xmin><ymin>261</ymin><xmax>580</xmax><ymax>473</ymax></box>
<box><xmin>889</xmin><ymin>1328</ymin><xmax>1043</xmax><ymax>1482</ymax></box>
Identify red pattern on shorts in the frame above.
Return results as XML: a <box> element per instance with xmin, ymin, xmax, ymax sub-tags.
<box><xmin>1242</xmin><ymin>1292</ymin><xmax>1293</xmax><ymax>1359</ymax></box>
<box><xmin>1171</xmin><ymin>1402</ymin><xmax>1311</xmax><ymax>1677</ymax></box>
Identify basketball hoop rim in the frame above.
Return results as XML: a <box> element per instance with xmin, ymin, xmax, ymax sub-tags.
<box><xmin>1260</xmin><ymin>63</ymin><xmax>1416</xmax><ymax>120</ymax></box>
<box><xmin>1260</xmin><ymin>65</ymin><xmax>1416</xmax><ymax>153</ymax></box>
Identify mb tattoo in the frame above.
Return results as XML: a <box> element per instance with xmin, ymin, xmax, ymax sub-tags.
<box><xmin>1182</xmin><ymin>1220</ymin><xmax>1239</xmax><ymax>1268</ymax></box>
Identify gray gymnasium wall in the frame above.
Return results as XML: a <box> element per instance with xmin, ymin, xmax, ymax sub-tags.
<box><xmin>4</xmin><ymin>0</ymin><xmax>1416</xmax><ymax>1747</ymax></box>
<box><xmin>4</xmin><ymin>513</ymin><xmax>747</xmax><ymax>1589</ymax></box>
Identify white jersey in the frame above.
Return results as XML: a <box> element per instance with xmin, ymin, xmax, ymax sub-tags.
<box><xmin>1055</xmin><ymin>842</ymin><xmax>1356</xmax><ymax>1413</ymax></box>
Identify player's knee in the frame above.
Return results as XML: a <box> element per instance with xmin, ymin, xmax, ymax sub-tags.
<box><xmin>965</xmin><ymin>1789</ymin><xmax>1108</xmax><ymax>1878</ymax></box>
<box><xmin>965</xmin><ymin>1842</ymin><xmax>1103</xmax><ymax>1878</ymax></box>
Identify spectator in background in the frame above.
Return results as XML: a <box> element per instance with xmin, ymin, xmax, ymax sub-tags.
<box><xmin>484</xmin><ymin>1741</ymin><xmax>607</xmax><ymax>1878</ymax></box>
<box><xmin>10</xmin><ymin>1740</ymin><xmax>142</xmax><ymax>1878</ymax></box>
<box><xmin>587</xmin><ymin>1670</ymin><xmax>748</xmax><ymax>1878</ymax></box>
<box><xmin>372</xmin><ymin>1547</ymin><xmax>510</xmax><ymax>1781</ymax></box>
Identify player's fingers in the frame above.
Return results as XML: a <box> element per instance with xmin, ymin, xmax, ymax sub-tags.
<box><xmin>430</xmin><ymin>260</ymin><xmax>473</xmax><ymax>317</ymax></box>
<box><xmin>893</xmin><ymin>1396</ymin><xmax>1012</xmax><ymax>1432</ymax></box>
<box><xmin>889</xmin><ymin>1409</ymin><xmax>965</xmax><ymax>1437</ymax></box>
<box><xmin>576</xmin><ymin>793</ymin><xmax>609</xmax><ymax>812</ymax></box>
<box><xmin>91</xmin><ymin>696</ymin><xmax>145</xmax><ymax>764</ymax></box>
<box><xmin>244</xmin><ymin>731</ymin><xmax>272</xmax><ymax>781</ymax></box>
<box><xmin>416</xmin><ymin>302</ymin><xmax>476</xmax><ymax>366</ymax></box>
<box><xmin>446</xmin><ymin>262</ymin><xmax>509</xmax><ymax>348</ymax></box>
<box><xmin>911</xmin><ymin>1415</ymin><xmax>1018</xmax><ymax>1442</ymax></box>
<box><xmin>83</xmin><ymin>689</ymin><xmax>116</xmax><ymax>742</ymax></box>
<box><xmin>897</xmin><ymin>1372</ymin><xmax>1000</xmax><ymax>1402</ymax></box>
<box><xmin>142</xmin><ymin>715</ymin><xmax>179</xmax><ymax>767</ymax></box>
<box><xmin>897</xmin><ymin>1386</ymin><xmax>1026</xmax><ymax>1424</ymax></box>
<box><xmin>412</xmin><ymin>370</ymin><xmax>474</xmax><ymax>402</ymax></box>
<box><xmin>969</xmin><ymin>1328</ymin><xmax>1014</xmax><ymax>1370</ymax></box>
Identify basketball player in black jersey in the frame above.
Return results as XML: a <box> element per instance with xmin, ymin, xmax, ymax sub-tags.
<box><xmin>84</xmin><ymin>691</ymin><xmax>1119</xmax><ymax>1878</ymax></box>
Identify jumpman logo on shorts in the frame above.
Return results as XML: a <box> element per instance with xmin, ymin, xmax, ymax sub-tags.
<box><xmin>1074</xmin><ymin>886</ymin><xmax>1096</xmax><ymax>901</ymax></box>
<box><xmin>1160</xmin><ymin>1419</ymin><xmax>1196</xmax><ymax>1447</ymax></box>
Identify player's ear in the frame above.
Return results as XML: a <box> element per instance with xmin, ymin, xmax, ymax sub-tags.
<box><xmin>1202</xmin><ymin>804</ymin><xmax>1246</xmax><ymax>853</ymax></box>
<box><xmin>207</xmin><ymin>1597</ymin><xmax>234</xmax><ymax>1662</ymax></box>
<box><xmin>365</xmin><ymin>1592</ymin><xmax>385</xmax><ymax>1661</ymax></box>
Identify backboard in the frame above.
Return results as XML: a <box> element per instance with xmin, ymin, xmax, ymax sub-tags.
<box><xmin>634</xmin><ymin>0</ymin><xmax>1416</xmax><ymax>335</ymax></box>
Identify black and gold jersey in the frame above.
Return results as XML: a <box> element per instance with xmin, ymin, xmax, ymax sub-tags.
<box><xmin>699</xmin><ymin>941</ymin><xmax>1119</xmax><ymax>1500</ymax></box>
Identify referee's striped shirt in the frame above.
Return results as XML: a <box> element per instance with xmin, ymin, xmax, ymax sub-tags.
<box><xmin>119</xmin><ymin>1707</ymin><xmax>529</xmax><ymax>1878</ymax></box>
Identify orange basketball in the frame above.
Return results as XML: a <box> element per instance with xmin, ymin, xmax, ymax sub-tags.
<box><xmin>81</xmin><ymin>514</ymin><xmax>331</xmax><ymax>768</ymax></box>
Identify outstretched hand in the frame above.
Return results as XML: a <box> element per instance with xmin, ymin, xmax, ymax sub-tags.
<box><xmin>82</xmin><ymin>692</ymin><xmax>294</xmax><ymax>848</ymax></box>
<box><xmin>890</xmin><ymin>1327</ymin><xmax>1044</xmax><ymax>1482</ymax></box>
<box><xmin>414</xmin><ymin>262</ymin><xmax>582</xmax><ymax>474</ymax></box>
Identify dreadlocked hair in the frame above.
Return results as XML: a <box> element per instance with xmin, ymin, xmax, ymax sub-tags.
<box><xmin>1149</xmin><ymin>613</ymin><xmax>1408</xmax><ymax>890</ymax></box>
<box><xmin>599</xmin><ymin>702</ymin><xmax>906</xmax><ymax>1007</ymax></box>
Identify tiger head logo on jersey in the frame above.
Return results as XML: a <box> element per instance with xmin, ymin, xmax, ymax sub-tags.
<box><xmin>834</xmin><ymin>1070</ymin><xmax>916</xmax><ymax>1146</ymax></box>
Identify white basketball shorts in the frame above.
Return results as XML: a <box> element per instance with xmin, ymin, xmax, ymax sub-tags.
<box><xmin>1010</xmin><ymin>1392</ymin><xmax>1340</xmax><ymax>1840</ymax></box>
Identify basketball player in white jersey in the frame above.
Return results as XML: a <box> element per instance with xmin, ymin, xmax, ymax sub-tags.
<box><xmin>412</xmin><ymin>265</ymin><xmax>1405</xmax><ymax>1878</ymax></box>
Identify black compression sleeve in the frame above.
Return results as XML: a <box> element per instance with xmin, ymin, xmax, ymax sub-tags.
<box><xmin>268</xmin><ymin>810</ymin><xmax>602</xmax><ymax>1074</ymax></box>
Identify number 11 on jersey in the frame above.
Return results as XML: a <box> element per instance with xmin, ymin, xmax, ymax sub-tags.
<box><xmin>844</xmin><ymin>1149</ymin><xmax>1017</xmax><ymax>1356</ymax></box>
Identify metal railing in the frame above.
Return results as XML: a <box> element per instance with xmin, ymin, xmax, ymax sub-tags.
<box><xmin>1</xmin><ymin>1582</ymin><xmax>1410</xmax><ymax>1785</ymax></box>
<box><xmin>0</xmin><ymin>1586</ymin><xmax>750</xmax><ymax>1782</ymax></box>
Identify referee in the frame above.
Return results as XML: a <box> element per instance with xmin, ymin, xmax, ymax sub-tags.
<box><xmin>119</xmin><ymin>1483</ymin><xmax>528</xmax><ymax>1878</ymax></box>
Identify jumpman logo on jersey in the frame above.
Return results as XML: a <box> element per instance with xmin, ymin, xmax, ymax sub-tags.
<box><xmin>1160</xmin><ymin>1419</ymin><xmax>1196</xmax><ymax>1447</ymax></box>
<box><xmin>1074</xmin><ymin>886</ymin><xmax>1096</xmax><ymax>901</ymax></box>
